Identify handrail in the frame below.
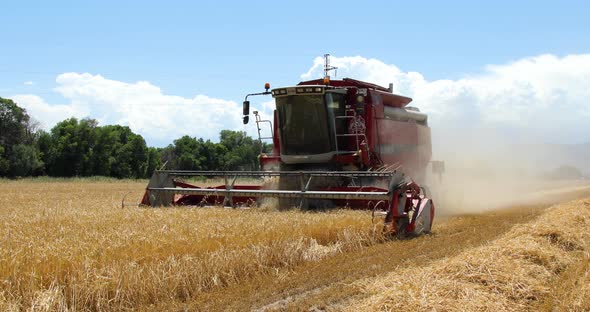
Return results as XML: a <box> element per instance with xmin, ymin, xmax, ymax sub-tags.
<box><xmin>333</xmin><ymin>109</ymin><xmax>367</xmax><ymax>154</ymax></box>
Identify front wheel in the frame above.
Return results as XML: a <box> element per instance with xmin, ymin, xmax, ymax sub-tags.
<box><xmin>413</xmin><ymin>199</ymin><xmax>434</xmax><ymax>235</ymax></box>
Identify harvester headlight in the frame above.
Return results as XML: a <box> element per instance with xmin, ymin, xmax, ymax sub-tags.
<box><xmin>272</xmin><ymin>89</ymin><xmax>288</xmax><ymax>95</ymax></box>
<box><xmin>296</xmin><ymin>87</ymin><xmax>323</xmax><ymax>93</ymax></box>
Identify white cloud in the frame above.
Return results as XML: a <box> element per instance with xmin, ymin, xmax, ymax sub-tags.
<box><xmin>23</xmin><ymin>81</ymin><xmax>34</xmax><ymax>86</ymax></box>
<box><xmin>56</xmin><ymin>73</ymin><xmax>246</xmax><ymax>144</ymax></box>
<box><xmin>10</xmin><ymin>94</ymin><xmax>87</xmax><ymax>129</ymax></box>
<box><xmin>14</xmin><ymin>73</ymin><xmax>262</xmax><ymax>146</ymax></box>
<box><xmin>11</xmin><ymin>73</ymin><xmax>276</xmax><ymax>146</ymax></box>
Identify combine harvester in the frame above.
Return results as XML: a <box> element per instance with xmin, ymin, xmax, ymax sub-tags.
<box><xmin>141</xmin><ymin>55</ymin><xmax>443</xmax><ymax>237</ymax></box>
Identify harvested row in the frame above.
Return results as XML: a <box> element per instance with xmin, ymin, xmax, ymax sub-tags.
<box><xmin>349</xmin><ymin>198</ymin><xmax>590</xmax><ymax>311</ymax></box>
<box><xmin>0</xmin><ymin>180</ymin><xmax>382</xmax><ymax>311</ymax></box>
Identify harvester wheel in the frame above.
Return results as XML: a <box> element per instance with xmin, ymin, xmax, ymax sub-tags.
<box><xmin>413</xmin><ymin>200</ymin><xmax>434</xmax><ymax>235</ymax></box>
<box><xmin>395</xmin><ymin>217</ymin><xmax>410</xmax><ymax>239</ymax></box>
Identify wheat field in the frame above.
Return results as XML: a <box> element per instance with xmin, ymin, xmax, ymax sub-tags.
<box><xmin>350</xmin><ymin>198</ymin><xmax>590</xmax><ymax>311</ymax></box>
<box><xmin>2</xmin><ymin>178</ymin><xmax>589</xmax><ymax>311</ymax></box>
<box><xmin>0</xmin><ymin>179</ymin><xmax>380</xmax><ymax>311</ymax></box>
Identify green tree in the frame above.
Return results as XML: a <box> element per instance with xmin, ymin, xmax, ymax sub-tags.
<box><xmin>114</xmin><ymin>133</ymin><xmax>147</xmax><ymax>178</ymax></box>
<box><xmin>0</xmin><ymin>96</ymin><xmax>153</xmax><ymax>178</ymax></box>
<box><xmin>91</xmin><ymin>125</ymin><xmax>148</xmax><ymax>178</ymax></box>
<box><xmin>160</xmin><ymin>145</ymin><xmax>176</xmax><ymax>170</ymax></box>
<box><xmin>0</xmin><ymin>97</ymin><xmax>44</xmax><ymax>177</ymax></box>
<box><xmin>48</xmin><ymin>118</ymin><xmax>98</xmax><ymax>176</ymax></box>
<box><xmin>201</xmin><ymin>139</ymin><xmax>226</xmax><ymax>170</ymax></box>
<box><xmin>145</xmin><ymin>147</ymin><xmax>162</xmax><ymax>177</ymax></box>
<box><xmin>0</xmin><ymin>96</ymin><xmax>267</xmax><ymax>177</ymax></box>
<box><xmin>36</xmin><ymin>130</ymin><xmax>54</xmax><ymax>175</ymax></box>
<box><xmin>219</xmin><ymin>130</ymin><xmax>260</xmax><ymax>170</ymax></box>
<box><xmin>0</xmin><ymin>146</ymin><xmax>9</xmax><ymax>175</ymax></box>
<box><xmin>8</xmin><ymin>144</ymin><xmax>43</xmax><ymax>176</ymax></box>
<box><xmin>92</xmin><ymin>126</ymin><xmax>118</xmax><ymax>176</ymax></box>
<box><xmin>173</xmin><ymin>135</ymin><xmax>204</xmax><ymax>170</ymax></box>
<box><xmin>0</xmin><ymin>97</ymin><xmax>31</xmax><ymax>148</ymax></box>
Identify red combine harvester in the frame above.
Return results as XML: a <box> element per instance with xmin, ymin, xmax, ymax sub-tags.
<box><xmin>141</xmin><ymin>55</ymin><xmax>443</xmax><ymax>237</ymax></box>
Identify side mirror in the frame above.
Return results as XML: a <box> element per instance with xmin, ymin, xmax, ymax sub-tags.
<box><xmin>243</xmin><ymin>100</ymin><xmax>250</xmax><ymax>116</ymax></box>
<box><xmin>243</xmin><ymin>115</ymin><xmax>249</xmax><ymax>124</ymax></box>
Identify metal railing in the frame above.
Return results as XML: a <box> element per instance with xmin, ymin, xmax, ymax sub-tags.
<box><xmin>254</xmin><ymin>111</ymin><xmax>274</xmax><ymax>154</ymax></box>
<box><xmin>333</xmin><ymin>109</ymin><xmax>367</xmax><ymax>155</ymax></box>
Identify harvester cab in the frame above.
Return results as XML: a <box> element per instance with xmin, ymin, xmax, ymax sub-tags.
<box><xmin>140</xmin><ymin>55</ymin><xmax>437</xmax><ymax>238</ymax></box>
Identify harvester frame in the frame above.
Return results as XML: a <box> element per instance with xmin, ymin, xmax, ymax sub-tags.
<box><xmin>141</xmin><ymin>55</ymin><xmax>439</xmax><ymax>237</ymax></box>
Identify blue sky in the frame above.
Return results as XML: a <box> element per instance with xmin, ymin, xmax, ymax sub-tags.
<box><xmin>1</xmin><ymin>0</ymin><xmax>589</xmax><ymax>146</ymax></box>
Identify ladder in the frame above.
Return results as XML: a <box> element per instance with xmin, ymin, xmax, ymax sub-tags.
<box><xmin>333</xmin><ymin>109</ymin><xmax>367</xmax><ymax>155</ymax></box>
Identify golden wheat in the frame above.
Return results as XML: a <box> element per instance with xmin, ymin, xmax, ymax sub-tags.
<box><xmin>0</xmin><ymin>179</ymin><xmax>379</xmax><ymax>311</ymax></box>
<box><xmin>349</xmin><ymin>198</ymin><xmax>590</xmax><ymax>311</ymax></box>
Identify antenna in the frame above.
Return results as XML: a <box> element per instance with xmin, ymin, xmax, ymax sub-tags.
<box><xmin>323</xmin><ymin>54</ymin><xmax>338</xmax><ymax>79</ymax></box>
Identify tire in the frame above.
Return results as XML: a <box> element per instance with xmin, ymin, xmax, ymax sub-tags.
<box><xmin>413</xmin><ymin>200</ymin><xmax>433</xmax><ymax>235</ymax></box>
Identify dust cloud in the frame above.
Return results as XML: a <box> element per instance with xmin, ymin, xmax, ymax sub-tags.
<box><xmin>426</xmin><ymin>127</ymin><xmax>589</xmax><ymax>216</ymax></box>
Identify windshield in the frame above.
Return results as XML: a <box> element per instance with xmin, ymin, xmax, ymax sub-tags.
<box><xmin>276</xmin><ymin>95</ymin><xmax>332</xmax><ymax>155</ymax></box>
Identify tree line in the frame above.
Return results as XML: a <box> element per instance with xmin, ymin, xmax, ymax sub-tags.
<box><xmin>0</xmin><ymin>97</ymin><xmax>269</xmax><ymax>178</ymax></box>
